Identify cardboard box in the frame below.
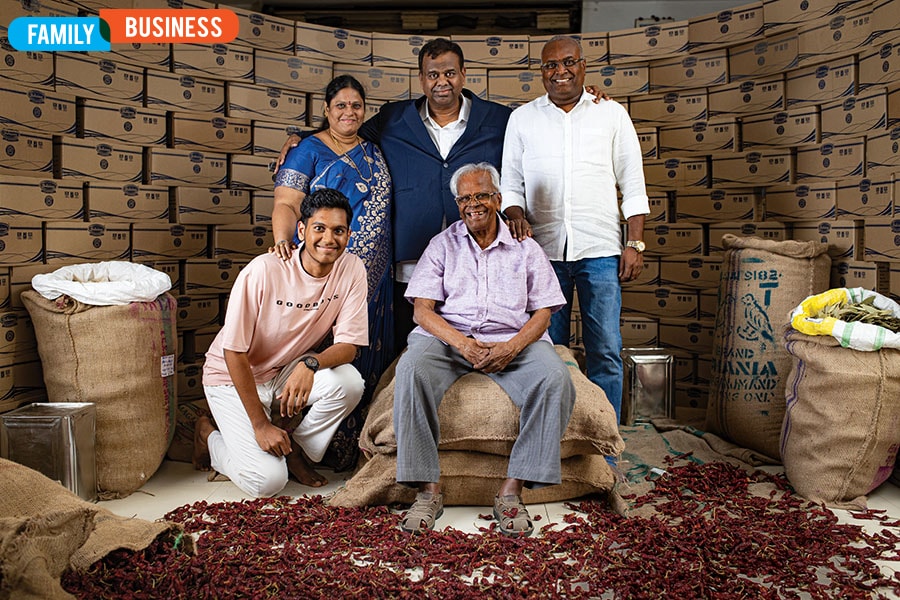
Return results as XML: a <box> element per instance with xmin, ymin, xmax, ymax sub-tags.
<box><xmin>8</xmin><ymin>263</ymin><xmax>67</xmax><ymax>308</ymax></box>
<box><xmin>674</xmin><ymin>187</ymin><xmax>757</xmax><ymax>222</ymax></box>
<box><xmin>0</xmin><ymin>359</ymin><xmax>45</xmax><ymax>414</ymax></box>
<box><xmin>659</xmin><ymin>318</ymin><xmax>715</xmax><ymax>354</ymax></box>
<box><xmin>54</xmin><ymin>138</ymin><xmax>143</xmax><ymax>182</ymax></box>
<box><xmin>607</xmin><ymin>21</ymin><xmax>690</xmax><ymax>64</ymax></box>
<box><xmin>132</xmin><ymin>224</ymin><xmax>208</xmax><ymax>260</ymax></box>
<box><xmin>658</xmin><ymin>117</ymin><xmax>737</xmax><ymax>155</ymax></box>
<box><xmin>177</xmin><ymin>361</ymin><xmax>205</xmax><ymax>398</ymax></box>
<box><xmin>621</xmin><ymin>287</ymin><xmax>698</xmax><ymax>319</ymax></box>
<box><xmin>707</xmin><ymin>74</ymin><xmax>784</xmax><ymax>116</ymax></box>
<box><xmin>173</xmin><ymin>187</ymin><xmax>250</xmax><ymax>225</ymax></box>
<box><xmin>147</xmin><ymin>148</ymin><xmax>228</xmax><ymax>186</ymax></box>
<box><xmin>645</xmin><ymin>193</ymin><xmax>669</xmax><ymax>224</ymax></box>
<box><xmin>134</xmin><ymin>260</ymin><xmax>180</xmax><ymax>293</ymax></box>
<box><xmin>858</xmin><ymin>30</ymin><xmax>900</xmax><ymax>90</ymax></box>
<box><xmin>702</xmin><ymin>287</ymin><xmax>722</xmax><ymax>319</ymax></box>
<box><xmin>620</xmin><ymin>316</ymin><xmax>659</xmax><ymax>347</ymax></box>
<box><xmin>741</xmin><ymin>105</ymin><xmax>819</xmax><ymax>147</ymax></box>
<box><xmin>97</xmin><ymin>44</ymin><xmax>171</xmax><ymax>70</ymax></box>
<box><xmin>174</xmin><ymin>295</ymin><xmax>221</xmax><ymax>330</ymax></box>
<box><xmin>0</xmin><ymin>85</ymin><xmax>76</xmax><ymax>135</ymax></box>
<box><xmin>785</xmin><ymin>56</ymin><xmax>856</xmax><ymax>106</ymax></box>
<box><xmin>169</xmin><ymin>112</ymin><xmax>252</xmax><ymax>152</ymax></box>
<box><xmin>727</xmin><ymin>32</ymin><xmax>799</xmax><ymax>81</ymax></box>
<box><xmin>529</xmin><ymin>33</ymin><xmax>609</xmax><ymax>68</ymax></box>
<box><xmin>227</xmin><ymin>82</ymin><xmax>307</xmax><ymax>122</ymax></box>
<box><xmin>632</xmin><ymin>127</ymin><xmax>657</xmax><ymax>159</ymax></box>
<box><xmin>0</xmin><ymin>310</ymin><xmax>36</xmax><ymax>361</ymax></box>
<box><xmin>688</xmin><ymin>2</ymin><xmax>765</xmax><ymax>48</ymax></box>
<box><xmin>830</xmin><ymin>259</ymin><xmax>882</xmax><ymax>289</ymax></box>
<box><xmin>229</xmin><ymin>155</ymin><xmax>276</xmax><ymax>190</ymax></box>
<box><xmin>621</xmin><ymin>255</ymin><xmax>661</xmax><ymax>287</ymax></box>
<box><xmin>644</xmin><ymin>223</ymin><xmax>705</xmax><ymax>255</ymax></box>
<box><xmin>820</xmin><ymin>87</ymin><xmax>888</xmax><ymax>139</ymax></box>
<box><xmin>0</xmin><ymin>128</ymin><xmax>52</xmax><ymax>178</ymax></box>
<box><xmin>659</xmin><ymin>254</ymin><xmax>724</xmax><ymax>289</ymax></box>
<box><xmin>171</xmin><ymin>44</ymin><xmax>254</xmax><ymax>83</ymax></box>
<box><xmin>254</xmin><ymin>50</ymin><xmax>332</xmax><ymax>94</ymax></box>
<box><xmin>648</xmin><ymin>49</ymin><xmax>728</xmax><ymax>91</ymax></box>
<box><xmin>888</xmin><ymin>262</ymin><xmax>900</xmax><ymax>299</ymax></box>
<box><xmin>707</xmin><ymin>221</ymin><xmax>789</xmax><ymax>253</ymax></box>
<box><xmin>866</xmin><ymin>125</ymin><xmax>900</xmax><ymax>172</ymax></box>
<box><xmin>183</xmin><ymin>258</ymin><xmax>248</xmax><ymax>294</ymax></box>
<box><xmin>674</xmin><ymin>353</ymin><xmax>696</xmax><ymax>385</ymax></box>
<box><xmin>54</xmin><ymin>54</ymin><xmax>143</xmax><ymax>104</ymax></box>
<box><xmin>86</xmin><ymin>182</ymin><xmax>169</xmax><ymax>221</ymax></box>
<box><xmin>293</xmin><ymin>22</ymin><xmax>371</xmax><ymax>65</ymax></box>
<box><xmin>226</xmin><ymin>6</ymin><xmax>295</xmax><ymax>52</ymax></box>
<box><xmin>370</xmin><ymin>33</ymin><xmax>425</xmax><ymax>68</ymax></box>
<box><xmin>334</xmin><ymin>64</ymin><xmax>412</xmax><ymax>101</ymax></box>
<box><xmin>252</xmin><ymin>191</ymin><xmax>274</xmax><ymax>225</ymax></box>
<box><xmin>0</xmin><ymin>39</ymin><xmax>54</xmax><ymax>89</ymax></box>
<box><xmin>252</xmin><ymin>120</ymin><xmax>309</xmax><ymax>157</ymax></box>
<box><xmin>0</xmin><ymin>267</ymin><xmax>9</xmax><ymax>310</ymax></box>
<box><xmin>796</xmin><ymin>4</ymin><xmax>873</xmax><ymax>65</ymax></box>
<box><xmin>837</xmin><ymin>175</ymin><xmax>894</xmax><ymax>218</ymax></box>
<box><xmin>0</xmin><ymin>218</ymin><xmax>42</xmax><ymax>265</ymax></box>
<box><xmin>643</xmin><ymin>157</ymin><xmax>710</xmax><ymax>188</ymax></box>
<box><xmin>763</xmin><ymin>182</ymin><xmax>837</xmax><ymax>220</ymax></box>
<box><xmin>77</xmin><ymin>99</ymin><xmax>166</xmax><ymax>145</ymax></box>
<box><xmin>43</xmin><ymin>221</ymin><xmax>130</xmax><ymax>264</ymax></box>
<box><xmin>762</xmin><ymin>0</ymin><xmax>868</xmax><ymax>31</ymax></box>
<box><xmin>0</xmin><ymin>176</ymin><xmax>83</xmax><ymax>221</ymax></box>
<box><xmin>795</xmin><ymin>137</ymin><xmax>865</xmax><ymax>181</ymax></box>
<box><xmin>792</xmin><ymin>219</ymin><xmax>861</xmax><ymax>259</ymax></box>
<box><xmin>212</xmin><ymin>225</ymin><xmax>273</xmax><ymax>259</ymax></box>
<box><xmin>451</xmin><ymin>35</ymin><xmax>529</xmax><ymax>68</ymax></box>
<box><xmin>872</xmin><ymin>0</ymin><xmax>900</xmax><ymax>31</ymax></box>
<box><xmin>585</xmin><ymin>63</ymin><xmax>650</xmax><ymax>96</ymax></box>
<box><xmin>144</xmin><ymin>71</ymin><xmax>226</xmax><ymax>114</ymax></box>
<box><xmin>710</xmin><ymin>150</ymin><xmax>793</xmax><ymax>186</ymax></box>
<box><xmin>487</xmin><ymin>70</ymin><xmax>543</xmax><ymax>104</ymax></box>
<box><xmin>461</xmin><ymin>68</ymin><xmax>487</xmax><ymax>99</ymax></box>
<box><xmin>192</xmin><ymin>328</ymin><xmax>219</xmax><ymax>361</ymax></box>
<box><xmin>865</xmin><ymin>217</ymin><xmax>900</xmax><ymax>261</ymax></box>
<box><xmin>629</xmin><ymin>89</ymin><xmax>707</xmax><ymax>124</ymax></box>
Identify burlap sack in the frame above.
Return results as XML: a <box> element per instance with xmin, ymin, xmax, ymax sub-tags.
<box><xmin>706</xmin><ymin>235</ymin><xmax>830</xmax><ymax>462</ymax></box>
<box><xmin>360</xmin><ymin>345</ymin><xmax>623</xmax><ymax>459</ymax></box>
<box><xmin>166</xmin><ymin>398</ymin><xmax>210</xmax><ymax>463</ymax></box>
<box><xmin>781</xmin><ymin>329</ymin><xmax>900</xmax><ymax>509</ymax></box>
<box><xmin>329</xmin><ymin>451</ymin><xmax>615</xmax><ymax>508</ymax></box>
<box><xmin>0</xmin><ymin>459</ymin><xmax>186</xmax><ymax>596</ymax></box>
<box><xmin>21</xmin><ymin>291</ymin><xmax>178</xmax><ymax>498</ymax></box>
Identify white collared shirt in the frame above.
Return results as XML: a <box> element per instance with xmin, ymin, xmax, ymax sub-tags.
<box><xmin>419</xmin><ymin>94</ymin><xmax>471</xmax><ymax>159</ymax></box>
<box><xmin>500</xmin><ymin>90</ymin><xmax>649</xmax><ymax>262</ymax></box>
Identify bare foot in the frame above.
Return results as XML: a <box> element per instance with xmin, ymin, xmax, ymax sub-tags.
<box><xmin>286</xmin><ymin>445</ymin><xmax>328</xmax><ymax>487</ymax></box>
<box><xmin>192</xmin><ymin>415</ymin><xmax>215</xmax><ymax>471</ymax></box>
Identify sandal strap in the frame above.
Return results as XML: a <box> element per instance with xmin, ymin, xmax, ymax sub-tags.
<box><xmin>494</xmin><ymin>494</ymin><xmax>534</xmax><ymax>537</ymax></box>
<box><xmin>400</xmin><ymin>491</ymin><xmax>444</xmax><ymax>533</ymax></box>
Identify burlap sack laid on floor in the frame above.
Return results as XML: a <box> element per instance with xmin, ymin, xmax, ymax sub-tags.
<box><xmin>329</xmin><ymin>450</ymin><xmax>615</xmax><ymax>508</ymax></box>
<box><xmin>706</xmin><ymin>235</ymin><xmax>830</xmax><ymax>462</ymax></box>
<box><xmin>0</xmin><ymin>459</ymin><xmax>187</xmax><ymax>599</ymax></box>
<box><xmin>21</xmin><ymin>291</ymin><xmax>178</xmax><ymax>499</ymax></box>
<box><xmin>781</xmin><ymin>329</ymin><xmax>900</xmax><ymax>509</ymax></box>
<box><xmin>360</xmin><ymin>345</ymin><xmax>624</xmax><ymax>459</ymax></box>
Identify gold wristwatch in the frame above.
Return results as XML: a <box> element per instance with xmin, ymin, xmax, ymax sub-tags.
<box><xmin>625</xmin><ymin>240</ymin><xmax>646</xmax><ymax>253</ymax></box>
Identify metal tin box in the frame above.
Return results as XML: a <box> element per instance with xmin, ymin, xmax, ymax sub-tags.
<box><xmin>621</xmin><ymin>348</ymin><xmax>675</xmax><ymax>426</ymax></box>
<box><xmin>1</xmin><ymin>402</ymin><xmax>97</xmax><ymax>502</ymax></box>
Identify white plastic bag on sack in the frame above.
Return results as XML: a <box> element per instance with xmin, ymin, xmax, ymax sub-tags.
<box><xmin>31</xmin><ymin>261</ymin><xmax>172</xmax><ymax>306</ymax></box>
<box><xmin>789</xmin><ymin>287</ymin><xmax>900</xmax><ymax>351</ymax></box>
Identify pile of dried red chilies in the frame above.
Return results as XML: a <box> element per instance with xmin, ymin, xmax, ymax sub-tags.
<box><xmin>62</xmin><ymin>460</ymin><xmax>900</xmax><ymax>599</ymax></box>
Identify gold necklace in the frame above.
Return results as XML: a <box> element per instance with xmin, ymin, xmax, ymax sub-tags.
<box><xmin>328</xmin><ymin>128</ymin><xmax>374</xmax><ymax>191</ymax></box>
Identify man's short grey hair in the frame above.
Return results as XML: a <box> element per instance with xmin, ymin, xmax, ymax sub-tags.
<box><xmin>449</xmin><ymin>162</ymin><xmax>501</xmax><ymax>196</ymax></box>
<box><xmin>546</xmin><ymin>34</ymin><xmax>583</xmax><ymax>57</ymax></box>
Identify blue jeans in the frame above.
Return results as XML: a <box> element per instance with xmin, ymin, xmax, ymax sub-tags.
<box><xmin>549</xmin><ymin>257</ymin><xmax>623</xmax><ymax>424</ymax></box>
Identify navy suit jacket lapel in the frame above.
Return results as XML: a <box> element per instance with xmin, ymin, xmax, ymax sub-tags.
<box><xmin>400</xmin><ymin>97</ymin><xmax>440</xmax><ymax>157</ymax></box>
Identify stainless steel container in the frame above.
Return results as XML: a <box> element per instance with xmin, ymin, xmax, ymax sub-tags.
<box><xmin>1</xmin><ymin>402</ymin><xmax>97</xmax><ymax>502</ymax></box>
<box><xmin>621</xmin><ymin>348</ymin><xmax>674</xmax><ymax>426</ymax></box>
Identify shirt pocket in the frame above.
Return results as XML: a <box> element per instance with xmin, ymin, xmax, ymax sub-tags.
<box><xmin>488</xmin><ymin>268</ymin><xmax>528</xmax><ymax>313</ymax></box>
<box><xmin>577</xmin><ymin>127</ymin><xmax>613</xmax><ymax>168</ymax></box>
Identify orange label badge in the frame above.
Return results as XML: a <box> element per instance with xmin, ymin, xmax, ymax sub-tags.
<box><xmin>98</xmin><ymin>9</ymin><xmax>238</xmax><ymax>44</ymax></box>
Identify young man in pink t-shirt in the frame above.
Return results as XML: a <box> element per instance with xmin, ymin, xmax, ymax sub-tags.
<box><xmin>194</xmin><ymin>188</ymin><xmax>369</xmax><ymax>498</ymax></box>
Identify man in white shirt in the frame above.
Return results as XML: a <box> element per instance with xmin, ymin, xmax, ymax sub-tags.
<box><xmin>500</xmin><ymin>35</ymin><xmax>650</xmax><ymax>428</ymax></box>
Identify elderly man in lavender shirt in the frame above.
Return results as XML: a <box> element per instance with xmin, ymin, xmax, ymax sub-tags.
<box><xmin>394</xmin><ymin>162</ymin><xmax>575</xmax><ymax>538</ymax></box>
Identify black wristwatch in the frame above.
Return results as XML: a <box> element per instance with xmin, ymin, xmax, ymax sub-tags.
<box><xmin>302</xmin><ymin>356</ymin><xmax>319</xmax><ymax>373</ymax></box>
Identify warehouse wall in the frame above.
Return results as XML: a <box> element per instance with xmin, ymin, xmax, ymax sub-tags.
<box><xmin>582</xmin><ymin>0</ymin><xmax>749</xmax><ymax>32</ymax></box>
<box><xmin>0</xmin><ymin>0</ymin><xmax>897</xmax><ymax>419</ymax></box>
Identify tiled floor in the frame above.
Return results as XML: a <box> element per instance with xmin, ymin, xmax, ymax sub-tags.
<box><xmin>101</xmin><ymin>456</ymin><xmax>900</xmax><ymax>583</ymax></box>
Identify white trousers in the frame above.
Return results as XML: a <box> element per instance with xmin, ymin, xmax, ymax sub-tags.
<box><xmin>204</xmin><ymin>358</ymin><xmax>364</xmax><ymax>498</ymax></box>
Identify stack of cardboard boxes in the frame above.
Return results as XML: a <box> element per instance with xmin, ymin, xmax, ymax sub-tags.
<box><xmin>0</xmin><ymin>0</ymin><xmax>898</xmax><ymax>421</ymax></box>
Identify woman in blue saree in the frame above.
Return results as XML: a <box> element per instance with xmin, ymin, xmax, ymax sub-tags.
<box><xmin>270</xmin><ymin>75</ymin><xmax>393</xmax><ymax>474</ymax></box>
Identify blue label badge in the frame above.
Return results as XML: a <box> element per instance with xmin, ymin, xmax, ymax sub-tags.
<box><xmin>9</xmin><ymin>17</ymin><xmax>110</xmax><ymax>51</ymax></box>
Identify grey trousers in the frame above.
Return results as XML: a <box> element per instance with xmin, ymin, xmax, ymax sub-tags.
<box><xmin>394</xmin><ymin>334</ymin><xmax>576</xmax><ymax>489</ymax></box>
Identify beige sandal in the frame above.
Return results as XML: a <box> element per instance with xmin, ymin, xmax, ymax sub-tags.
<box><xmin>493</xmin><ymin>494</ymin><xmax>534</xmax><ymax>538</ymax></box>
<box><xmin>399</xmin><ymin>491</ymin><xmax>444</xmax><ymax>534</ymax></box>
